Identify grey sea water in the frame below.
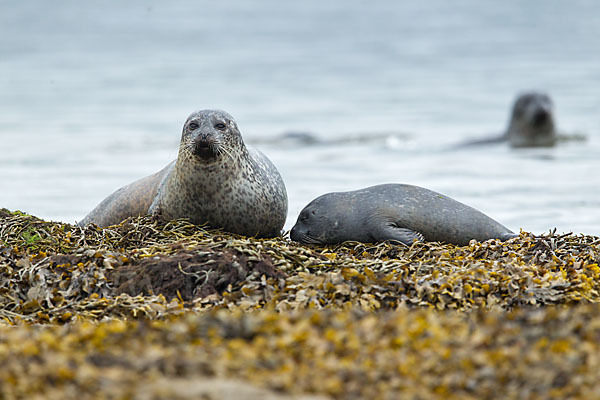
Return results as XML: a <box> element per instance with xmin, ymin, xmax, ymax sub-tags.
<box><xmin>0</xmin><ymin>1</ymin><xmax>599</xmax><ymax>235</ymax></box>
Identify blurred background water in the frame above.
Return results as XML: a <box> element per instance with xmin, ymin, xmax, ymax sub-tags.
<box><xmin>0</xmin><ymin>0</ymin><xmax>598</xmax><ymax>235</ymax></box>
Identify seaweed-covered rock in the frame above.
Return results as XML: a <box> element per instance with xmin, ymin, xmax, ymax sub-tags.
<box><xmin>2</xmin><ymin>210</ymin><xmax>600</xmax><ymax>399</ymax></box>
<box><xmin>2</xmin><ymin>211</ymin><xmax>600</xmax><ymax>322</ymax></box>
<box><xmin>1</xmin><ymin>307</ymin><xmax>600</xmax><ymax>399</ymax></box>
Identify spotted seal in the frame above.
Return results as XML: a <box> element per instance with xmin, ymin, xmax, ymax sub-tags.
<box><xmin>458</xmin><ymin>91</ymin><xmax>557</xmax><ymax>148</ymax></box>
<box><xmin>79</xmin><ymin>110</ymin><xmax>288</xmax><ymax>238</ymax></box>
<box><xmin>290</xmin><ymin>184</ymin><xmax>517</xmax><ymax>246</ymax></box>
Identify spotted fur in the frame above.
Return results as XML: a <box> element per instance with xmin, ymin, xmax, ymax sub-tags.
<box><xmin>79</xmin><ymin>110</ymin><xmax>288</xmax><ymax>238</ymax></box>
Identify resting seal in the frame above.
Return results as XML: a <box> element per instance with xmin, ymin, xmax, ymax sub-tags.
<box><xmin>290</xmin><ymin>184</ymin><xmax>517</xmax><ymax>246</ymax></box>
<box><xmin>79</xmin><ymin>110</ymin><xmax>288</xmax><ymax>238</ymax></box>
<box><xmin>458</xmin><ymin>91</ymin><xmax>557</xmax><ymax>148</ymax></box>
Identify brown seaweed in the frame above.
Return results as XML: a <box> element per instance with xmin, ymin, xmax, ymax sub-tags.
<box><xmin>1</xmin><ymin>209</ymin><xmax>600</xmax><ymax>399</ymax></box>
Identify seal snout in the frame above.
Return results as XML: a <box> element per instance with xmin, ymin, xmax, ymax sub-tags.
<box><xmin>290</xmin><ymin>225</ymin><xmax>302</xmax><ymax>242</ymax></box>
<box><xmin>192</xmin><ymin>135</ymin><xmax>220</xmax><ymax>159</ymax></box>
<box><xmin>290</xmin><ymin>224</ymin><xmax>315</xmax><ymax>244</ymax></box>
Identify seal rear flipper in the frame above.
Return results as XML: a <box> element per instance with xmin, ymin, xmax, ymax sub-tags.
<box><xmin>500</xmin><ymin>232</ymin><xmax>519</xmax><ymax>241</ymax></box>
<box><xmin>371</xmin><ymin>223</ymin><xmax>425</xmax><ymax>245</ymax></box>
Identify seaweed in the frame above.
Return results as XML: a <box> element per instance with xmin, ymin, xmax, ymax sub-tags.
<box><xmin>1</xmin><ymin>209</ymin><xmax>600</xmax><ymax>399</ymax></box>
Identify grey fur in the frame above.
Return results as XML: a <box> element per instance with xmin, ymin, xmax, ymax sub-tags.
<box><xmin>290</xmin><ymin>184</ymin><xmax>517</xmax><ymax>246</ymax></box>
<box><xmin>79</xmin><ymin>110</ymin><xmax>288</xmax><ymax>238</ymax></box>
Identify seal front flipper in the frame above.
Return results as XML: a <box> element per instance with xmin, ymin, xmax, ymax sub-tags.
<box><xmin>148</xmin><ymin>196</ymin><xmax>163</xmax><ymax>220</ymax></box>
<box><xmin>370</xmin><ymin>222</ymin><xmax>425</xmax><ymax>245</ymax></box>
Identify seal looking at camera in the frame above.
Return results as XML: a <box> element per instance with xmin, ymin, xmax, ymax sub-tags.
<box><xmin>505</xmin><ymin>91</ymin><xmax>556</xmax><ymax>147</ymax></box>
<box><xmin>457</xmin><ymin>91</ymin><xmax>557</xmax><ymax>148</ymax></box>
<box><xmin>79</xmin><ymin>110</ymin><xmax>288</xmax><ymax>238</ymax></box>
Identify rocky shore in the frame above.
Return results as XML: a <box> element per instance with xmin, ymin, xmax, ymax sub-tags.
<box><xmin>1</xmin><ymin>209</ymin><xmax>599</xmax><ymax>399</ymax></box>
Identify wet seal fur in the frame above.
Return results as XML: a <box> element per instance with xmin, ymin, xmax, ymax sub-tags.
<box><xmin>79</xmin><ymin>110</ymin><xmax>288</xmax><ymax>238</ymax></box>
<box><xmin>290</xmin><ymin>184</ymin><xmax>517</xmax><ymax>246</ymax></box>
<box><xmin>458</xmin><ymin>91</ymin><xmax>557</xmax><ymax>148</ymax></box>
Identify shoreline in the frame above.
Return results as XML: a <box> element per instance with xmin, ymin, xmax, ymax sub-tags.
<box><xmin>1</xmin><ymin>209</ymin><xmax>600</xmax><ymax>398</ymax></box>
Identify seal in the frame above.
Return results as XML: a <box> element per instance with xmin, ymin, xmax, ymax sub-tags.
<box><xmin>290</xmin><ymin>184</ymin><xmax>517</xmax><ymax>246</ymax></box>
<box><xmin>457</xmin><ymin>91</ymin><xmax>557</xmax><ymax>148</ymax></box>
<box><xmin>505</xmin><ymin>91</ymin><xmax>556</xmax><ymax>147</ymax></box>
<box><xmin>79</xmin><ymin>109</ymin><xmax>288</xmax><ymax>238</ymax></box>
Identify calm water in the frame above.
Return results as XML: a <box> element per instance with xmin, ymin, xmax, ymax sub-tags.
<box><xmin>1</xmin><ymin>1</ymin><xmax>599</xmax><ymax>235</ymax></box>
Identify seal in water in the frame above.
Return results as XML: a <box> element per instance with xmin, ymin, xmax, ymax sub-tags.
<box><xmin>290</xmin><ymin>184</ymin><xmax>517</xmax><ymax>246</ymax></box>
<box><xmin>505</xmin><ymin>91</ymin><xmax>556</xmax><ymax>147</ymax></box>
<box><xmin>79</xmin><ymin>110</ymin><xmax>288</xmax><ymax>238</ymax></box>
<box><xmin>458</xmin><ymin>91</ymin><xmax>557</xmax><ymax>148</ymax></box>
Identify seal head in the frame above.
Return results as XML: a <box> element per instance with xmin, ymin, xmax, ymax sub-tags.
<box><xmin>506</xmin><ymin>91</ymin><xmax>556</xmax><ymax>147</ymax></box>
<box><xmin>290</xmin><ymin>199</ymin><xmax>340</xmax><ymax>245</ymax></box>
<box><xmin>179</xmin><ymin>110</ymin><xmax>244</xmax><ymax>162</ymax></box>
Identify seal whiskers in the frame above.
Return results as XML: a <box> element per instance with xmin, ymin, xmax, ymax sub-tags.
<box><xmin>215</xmin><ymin>144</ymin><xmax>237</xmax><ymax>163</ymax></box>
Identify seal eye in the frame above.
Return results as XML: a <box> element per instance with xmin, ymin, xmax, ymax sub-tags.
<box><xmin>215</xmin><ymin>123</ymin><xmax>226</xmax><ymax>130</ymax></box>
<box><xmin>188</xmin><ymin>122</ymin><xmax>199</xmax><ymax>130</ymax></box>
